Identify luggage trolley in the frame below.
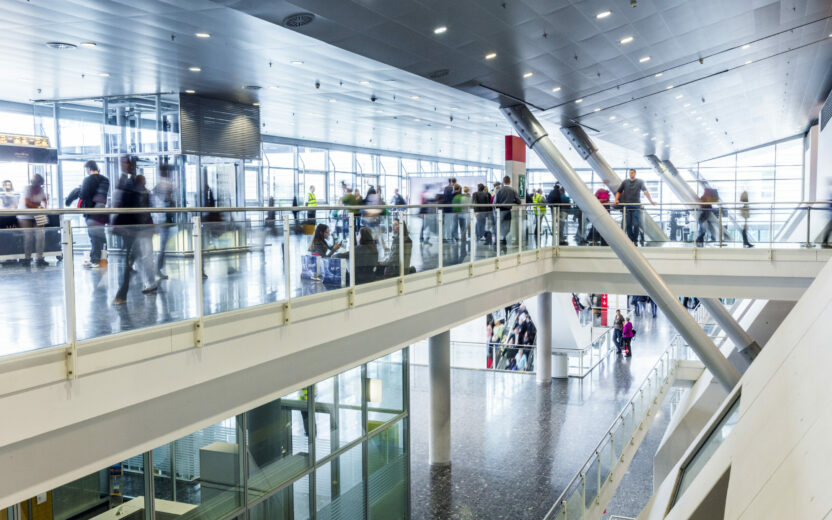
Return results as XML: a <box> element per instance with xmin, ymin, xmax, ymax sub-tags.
<box><xmin>0</xmin><ymin>133</ymin><xmax>61</xmax><ymax>262</ymax></box>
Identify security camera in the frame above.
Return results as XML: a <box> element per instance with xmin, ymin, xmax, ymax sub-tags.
<box><xmin>630</xmin><ymin>0</ymin><xmax>637</xmax><ymax>6</ymax></box>
<box><xmin>370</xmin><ymin>95</ymin><xmax>378</xmax><ymax>102</ymax></box>
<box><xmin>315</xmin><ymin>80</ymin><xmax>320</xmax><ymax>89</ymax></box>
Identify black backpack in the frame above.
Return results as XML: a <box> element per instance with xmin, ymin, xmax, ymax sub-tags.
<box><xmin>547</xmin><ymin>187</ymin><xmax>561</xmax><ymax>204</ymax></box>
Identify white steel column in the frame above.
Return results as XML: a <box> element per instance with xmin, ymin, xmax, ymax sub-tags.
<box><xmin>536</xmin><ymin>292</ymin><xmax>552</xmax><ymax>384</ymax></box>
<box><xmin>501</xmin><ymin>104</ymin><xmax>739</xmax><ymax>391</ymax></box>
<box><xmin>645</xmin><ymin>156</ymin><xmax>761</xmax><ymax>361</ymax></box>
<box><xmin>428</xmin><ymin>330</ymin><xmax>451</xmax><ymax>466</ymax></box>
<box><xmin>561</xmin><ymin>125</ymin><xmax>667</xmax><ymax>243</ymax></box>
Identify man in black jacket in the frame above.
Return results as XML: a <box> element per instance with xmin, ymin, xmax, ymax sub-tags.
<box><xmin>494</xmin><ymin>176</ymin><xmax>521</xmax><ymax>249</ymax></box>
<box><xmin>471</xmin><ymin>183</ymin><xmax>491</xmax><ymax>241</ymax></box>
<box><xmin>66</xmin><ymin>160</ymin><xmax>110</xmax><ymax>267</ymax></box>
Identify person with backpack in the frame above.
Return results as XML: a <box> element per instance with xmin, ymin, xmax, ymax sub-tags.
<box><xmin>547</xmin><ymin>183</ymin><xmax>564</xmax><ymax>244</ymax></box>
<box><xmin>65</xmin><ymin>160</ymin><xmax>110</xmax><ymax>268</ymax></box>
<box><xmin>494</xmin><ymin>175</ymin><xmax>521</xmax><ymax>250</ymax></box>
<box><xmin>622</xmin><ymin>317</ymin><xmax>634</xmax><ymax>356</ymax></box>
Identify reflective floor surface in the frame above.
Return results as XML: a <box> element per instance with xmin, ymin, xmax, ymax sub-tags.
<box><xmin>408</xmin><ymin>311</ymin><xmax>676</xmax><ymax>520</ymax></box>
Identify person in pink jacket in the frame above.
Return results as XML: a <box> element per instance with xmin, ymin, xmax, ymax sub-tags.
<box><xmin>622</xmin><ymin>317</ymin><xmax>634</xmax><ymax>357</ymax></box>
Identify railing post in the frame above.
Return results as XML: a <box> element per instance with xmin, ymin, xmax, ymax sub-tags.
<box><xmin>61</xmin><ymin>220</ymin><xmax>77</xmax><ymax>379</ymax></box>
<box><xmin>398</xmin><ymin>214</ymin><xmax>405</xmax><ymax>295</ymax></box>
<box><xmin>518</xmin><ymin>206</ymin><xmax>524</xmax><ymax>254</ymax></box>
<box><xmin>718</xmin><ymin>207</ymin><xmax>724</xmax><ymax>247</ymax></box>
<box><xmin>537</xmin><ymin>212</ymin><xmax>542</xmax><ymax>251</ymax></box>
<box><xmin>769</xmin><ymin>204</ymin><xmax>774</xmax><ymax>249</ymax></box>
<box><xmin>555</xmin><ymin>206</ymin><xmax>560</xmax><ymax>248</ymax></box>
<box><xmin>349</xmin><ymin>213</ymin><xmax>356</xmax><ymax>287</ymax></box>
<box><xmin>596</xmin><ymin>451</ymin><xmax>601</xmax><ymax>504</ymax></box>
<box><xmin>192</xmin><ymin>216</ymin><xmax>204</xmax><ymax>348</ymax></box>
<box><xmin>469</xmin><ymin>207</ymin><xmax>476</xmax><ymax>270</ymax></box>
<box><xmin>438</xmin><ymin>211</ymin><xmax>444</xmax><ymax>269</ymax></box>
<box><xmin>495</xmin><ymin>209</ymin><xmax>501</xmax><ymax>260</ymax></box>
<box><xmin>806</xmin><ymin>207</ymin><xmax>811</xmax><ymax>248</ymax></box>
<box><xmin>580</xmin><ymin>473</ymin><xmax>586</xmax><ymax>515</ymax></box>
<box><xmin>283</xmin><ymin>214</ymin><xmax>291</xmax><ymax>324</ymax></box>
<box><xmin>609</xmin><ymin>431</ymin><xmax>615</xmax><ymax>478</ymax></box>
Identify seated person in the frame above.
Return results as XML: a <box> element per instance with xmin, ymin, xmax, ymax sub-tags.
<box><xmin>355</xmin><ymin>227</ymin><xmax>380</xmax><ymax>284</ymax></box>
<box><xmin>379</xmin><ymin>219</ymin><xmax>412</xmax><ymax>277</ymax></box>
<box><xmin>308</xmin><ymin>223</ymin><xmax>342</xmax><ymax>257</ymax></box>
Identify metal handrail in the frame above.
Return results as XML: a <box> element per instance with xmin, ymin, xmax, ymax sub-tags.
<box><xmin>543</xmin><ymin>338</ymin><xmax>684</xmax><ymax>520</ymax></box>
<box><xmin>2</xmin><ymin>200</ymin><xmax>831</xmax><ymax>216</ymax></box>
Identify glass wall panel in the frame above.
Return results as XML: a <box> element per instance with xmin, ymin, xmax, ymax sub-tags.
<box><xmin>52</xmin><ymin>458</ymin><xmax>143</xmax><ymax>520</ymax></box>
<box><xmin>158</xmin><ymin>416</ymin><xmax>243</xmax><ymax>519</ymax></box>
<box><xmin>315</xmin><ymin>444</ymin><xmax>364</xmax><ymax>520</ymax></box>
<box><xmin>299</xmin><ymin>147</ymin><xmax>326</xmax><ymax>172</ymax></box>
<box><xmin>368</xmin><ymin>420</ymin><xmax>407</xmax><ymax>520</ymax></box>
<box><xmin>314</xmin><ymin>367</ymin><xmax>363</xmax><ymax>460</ymax></box>
<box><xmin>365</xmin><ymin>351</ymin><xmax>405</xmax><ymax>431</ymax></box>
<box><xmin>249</xmin><ymin>475</ymin><xmax>311</xmax><ymax>520</ymax></box>
<box><xmin>246</xmin><ymin>393</ymin><xmax>313</xmax><ymax>502</ymax></box>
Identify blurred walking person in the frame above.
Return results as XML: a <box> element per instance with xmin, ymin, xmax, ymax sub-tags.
<box><xmin>153</xmin><ymin>163</ymin><xmax>177</xmax><ymax>278</ymax></box>
<box><xmin>17</xmin><ymin>173</ymin><xmax>48</xmax><ymax>265</ymax></box>
<box><xmin>65</xmin><ymin>160</ymin><xmax>110</xmax><ymax>267</ymax></box>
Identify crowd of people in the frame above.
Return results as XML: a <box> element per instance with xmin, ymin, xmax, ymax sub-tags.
<box><xmin>485</xmin><ymin>303</ymin><xmax>536</xmax><ymax>371</ymax></box>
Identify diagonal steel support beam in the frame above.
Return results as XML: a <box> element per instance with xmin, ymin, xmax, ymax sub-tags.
<box><xmin>644</xmin><ymin>156</ymin><xmax>761</xmax><ymax>362</ymax></box>
<box><xmin>500</xmin><ymin>105</ymin><xmax>740</xmax><ymax>391</ymax></box>
<box><xmin>562</xmin><ymin>125</ymin><xmax>667</xmax><ymax>243</ymax></box>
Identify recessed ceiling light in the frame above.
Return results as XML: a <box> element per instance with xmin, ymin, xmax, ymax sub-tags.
<box><xmin>596</xmin><ymin>10</ymin><xmax>612</xmax><ymax>19</ymax></box>
<box><xmin>290</xmin><ymin>60</ymin><xmax>304</xmax><ymax>65</ymax></box>
<box><xmin>683</xmin><ymin>103</ymin><xmax>691</xmax><ymax>107</ymax></box>
<box><xmin>80</xmin><ymin>42</ymin><xmax>97</xmax><ymax>48</ymax></box>
<box><xmin>666</xmin><ymin>85</ymin><xmax>675</xmax><ymax>90</ymax></box>
<box><xmin>189</xmin><ymin>67</ymin><xmax>201</xmax><ymax>72</ymax></box>
<box><xmin>552</xmin><ymin>86</ymin><xmax>562</xmax><ymax>92</ymax></box>
<box><xmin>523</xmin><ymin>72</ymin><xmax>534</xmax><ymax>78</ymax></box>
<box><xmin>696</xmin><ymin>116</ymin><xmax>702</xmax><ymax>120</ymax></box>
<box><xmin>690</xmin><ymin>111</ymin><xmax>697</xmax><ymax>115</ymax></box>
<box><xmin>620</xmin><ymin>36</ymin><xmax>634</xmax><ymax>44</ymax></box>
<box><xmin>650</xmin><ymin>137</ymin><xmax>656</xmax><ymax>141</ymax></box>
<box><xmin>195</xmin><ymin>32</ymin><xmax>211</xmax><ymax>38</ymax></box>
<box><xmin>594</xmin><ymin>107</ymin><xmax>601</xmax><ymax>112</ymax></box>
<box><xmin>675</xmin><ymin>94</ymin><xmax>683</xmax><ymax>99</ymax></box>
<box><xmin>485</xmin><ymin>52</ymin><xmax>497</xmax><ymax>60</ymax></box>
<box><xmin>376</xmin><ymin>109</ymin><xmax>385</xmax><ymax>113</ymax></box>
<box><xmin>742</xmin><ymin>44</ymin><xmax>750</xmax><ymax>49</ymax></box>
<box><xmin>359</xmin><ymin>80</ymin><xmax>370</xmax><ymax>85</ymax></box>
<box><xmin>97</xmin><ymin>72</ymin><xmax>110</xmax><ymax>77</ymax></box>
<box><xmin>665</xmin><ymin>144</ymin><xmax>671</xmax><ymax>148</ymax></box>
<box><xmin>745</xmin><ymin>60</ymin><xmax>753</xmax><ymax>65</ymax></box>
<box><xmin>185</xmin><ymin>90</ymin><xmax>196</xmax><ymax>94</ymax></box>
<box><xmin>434</xmin><ymin>26</ymin><xmax>447</xmax><ymax>34</ymax></box>
<box><xmin>450</xmin><ymin>106</ymin><xmax>459</xmax><ymax>110</ymax></box>
<box><xmin>654</xmin><ymin>72</ymin><xmax>663</xmax><ymax>78</ymax></box>
<box><xmin>623</xmin><ymin>122</ymin><xmax>629</xmax><ymax>127</ymax></box>
<box><xmin>642</xmin><ymin>132</ymin><xmax>649</xmax><ymax>136</ymax></box>
<box><xmin>269</xmin><ymin>86</ymin><xmax>278</xmax><ymax>90</ymax></box>
<box><xmin>609</xmin><ymin>115</ymin><xmax>616</xmax><ymax>120</ymax></box>
<box><xmin>329</xmin><ymin>98</ymin><xmax>336</xmax><ymax>103</ymax></box>
<box><xmin>639</xmin><ymin>56</ymin><xmax>651</xmax><ymax>63</ymax></box>
<box><xmin>575</xmin><ymin>98</ymin><xmax>583</xmax><ymax>103</ymax></box>
<box><xmin>414</xmin><ymin>118</ymin><xmax>421</xmax><ymax>122</ymax></box>
<box><xmin>253</xmin><ymin>103</ymin><xmax>260</xmax><ymax>106</ymax></box>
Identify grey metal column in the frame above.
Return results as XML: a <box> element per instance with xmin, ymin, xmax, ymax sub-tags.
<box><xmin>428</xmin><ymin>330</ymin><xmax>451</xmax><ymax>466</ymax></box>
<box><xmin>535</xmin><ymin>292</ymin><xmax>552</xmax><ymax>384</ymax></box>
<box><xmin>562</xmin><ymin>126</ymin><xmax>667</xmax><ymax>243</ymax></box>
<box><xmin>644</xmin><ymin>157</ymin><xmax>761</xmax><ymax>361</ymax></box>
<box><xmin>500</xmin><ymin>104</ymin><xmax>739</xmax><ymax>391</ymax></box>
<box><xmin>647</xmin><ymin>156</ymin><xmax>760</xmax><ymax>358</ymax></box>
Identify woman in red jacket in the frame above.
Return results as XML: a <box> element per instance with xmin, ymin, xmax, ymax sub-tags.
<box><xmin>622</xmin><ymin>317</ymin><xmax>634</xmax><ymax>357</ymax></box>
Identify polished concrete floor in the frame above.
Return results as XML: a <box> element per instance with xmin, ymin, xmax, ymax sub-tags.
<box><xmin>408</xmin><ymin>310</ymin><xmax>674</xmax><ymax>520</ymax></box>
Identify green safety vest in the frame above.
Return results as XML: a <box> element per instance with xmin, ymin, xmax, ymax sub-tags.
<box><xmin>307</xmin><ymin>192</ymin><xmax>317</xmax><ymax>207</ymax></box>
<box><xmin>532</xmin><ymin>193</ymin><xmax>544</xmax><ymax>215</ymax></box>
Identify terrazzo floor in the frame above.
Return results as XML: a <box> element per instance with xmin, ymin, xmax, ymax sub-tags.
<box><xmin>409</xmin><ymin>311</ymin><xmax>676</xmax><ymax>520</ymax></box>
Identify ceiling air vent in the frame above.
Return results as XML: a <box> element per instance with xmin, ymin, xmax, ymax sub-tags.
<box><xmin>45</xmin><ymin>42</ymin><xmax>77</xmax><ymax>50</ymax></box>
<box><xmin>429</xmin><ymin>69</ymin><xmax>450</xmax><ymax>79</ymax></box>
<box><xmin>283</xmin><ymin>13</ymin><xmax>316</xmax><ymax>28</ymax></box>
